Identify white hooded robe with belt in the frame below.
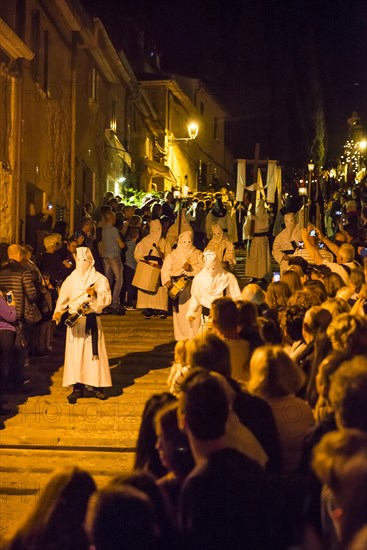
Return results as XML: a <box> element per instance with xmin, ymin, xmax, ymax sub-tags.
<box><xmin>187</xmin><ymin>251</ymin><xmax>242</xmax><ymax>321</ymax></box>
<box><xmin>161</xmin><ymin>231</ymin><xmax>203</xmax><ymax>340</ymax></box>
<box><xmin>54</xmin><ymin>248</ymin><xmax>112</xmax><ymax>387</ymax></box>
<box><xmin>134</xmin><ymin>219</ymin><xmax>171</xmax><ymax>311</ymax></box>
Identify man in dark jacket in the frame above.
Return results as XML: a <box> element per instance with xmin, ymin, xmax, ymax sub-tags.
<box><xmin>179</xmin><ymin>369</ymin><xmax>266</xmax><ymax>550</ymax></box>
<box><xmin>161</xmin><ymin>191</ymin><xmax>176</xmax><ymax>225</ymax></box>
<box><xmin>0</xmin><ymin>244</ymin><xmax>38</xmax><ymax>391</ymax></box>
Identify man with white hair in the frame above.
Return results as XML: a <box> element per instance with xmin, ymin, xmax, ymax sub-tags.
<box><xmin>241</xmin><ymin>283</ymin><xmax>267</xmax><ymax>313</ymax></box>
<box><xmin>53</xmin><ymin>247</ymin><xmax>112</xmax><ymax>403</ymax></box>
<box><xmin>39</xmin><ymin>234</ymin><xmax>67</xmax><ymax>286</ymax></box>
<box><xmin>302</xmin><ymin>228</ymin><xmax>360</xmax><ymax>285</ymax></box>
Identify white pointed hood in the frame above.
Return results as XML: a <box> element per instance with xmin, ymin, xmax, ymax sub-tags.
<box><xmin>75</xmin><ymin>247</ymin><xmax>96</xmax><ymax>287</ymax></box>
<box><xmin>172</xmin><ymin>230</ymin><xmax>196</xmax><ymax>260</ymax></box>
<box><xmin>142</xmin><ymin>219</ymin><xmax>162</xmax><ymax>251</ymax></box>
<box><xmin>194</xmin><ymin>250</ymin><xmax>232</xmax><ymax>299</ymax></box>
<box><xmin>211</xmin><ymin>224</ymin><xmax>224</xmax><ymax>244</ymax></box>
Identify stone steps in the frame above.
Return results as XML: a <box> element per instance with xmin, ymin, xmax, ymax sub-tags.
<box><xmin>0</xmin><ymin>311</ymin><xmax>174</xmax><ymax>494</ymax></box>
<box><xmin>0</xmin><ymin>448</ymin><xmax>135</xmax><ymax>541</ymax></box>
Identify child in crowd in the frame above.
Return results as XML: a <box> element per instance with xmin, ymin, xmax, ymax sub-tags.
<box><xmin>167</xmin><ymin>339</ymin><xmax>190</xmax><ymax>396</ymax></box>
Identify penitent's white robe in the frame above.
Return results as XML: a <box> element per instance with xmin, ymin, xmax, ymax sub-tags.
<box><xmin>205</xmin><ymin>224</ymin><xmax>236</xmax><ymax>268</ymax></box>
<box><xmin>272</xmin><ymin>224</ymin><xmax>303</xmax><ymax>274</ymax></box>
<box><xmin>54</xmin><ymin>265</ymin><xmax>112</xmax><ymax>387</ymax></box>
<box><xmin>134</xmin><ymin>220</ymin><xmax>171</xmax><ymax>311</ymax></box>
<box><xmin>187</xmin><ymin>252</ymin><xmax>242</xmax><ymax>321</ymax></box>
<box><xmin>161</xmin><ymin>234</ymin><xmax>203</xmax><ymax>340</ymax></box>
<box><xmin>244</xmin><ymin>202</ymin><xmax>271</xmax><ymax>279</ymax></box>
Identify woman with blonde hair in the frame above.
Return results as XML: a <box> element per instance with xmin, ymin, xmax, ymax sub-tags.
<box><xmin>323</xmin><ymin>272</ymin><xmax>346</xmax><ymax>298</ymax></box>
<box><xmin>167</xmin><ymin>339</ymin><xmax>190</xmax><ymax>396</ymax></box>
<box><xmin>321</xmin><ymin>297</ymin><xmax>351</xmax><ymax>319</ymax></box>
<box><xmin>247</xmin><ymin>345</ymin><xmax>314</xmax><ymax>473</ymax></box>
<box><xmin>6</xmin><ymin>466</ymin><xmax>95</xmax><ymax>550</ymax></box>
<box><xmin>312</xmin><ymin>429</ymin><xmax>367</xmax><ymax>550</ymax></box>
<box><xmin>327</xmin><ymin>314</ymin><xmax>367</xmax><ymax>354</ymax></box>
<box><xmin>266</xmin><ymin>281</ymin><xmax>291</xmax><ymax>311</ymax></box>
<box><xmin>281</xmin><ymin>270</ymin><xmax>302</xmax><ymax>294</ymax></box>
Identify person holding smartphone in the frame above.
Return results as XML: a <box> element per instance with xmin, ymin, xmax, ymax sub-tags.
<box><xmin>0</xmin><ymin>288</ymin><xmax>17</xmax><ymax>413</ymax></box>
<box><xmin>62</xmin><ymin>238</ymin><xmax>77</xmax><ymax>271</ymax></box>
<box><xmin>0</xmin><ymin>244</ymin><xmax>38</xmax><ymax>392</ymax></box>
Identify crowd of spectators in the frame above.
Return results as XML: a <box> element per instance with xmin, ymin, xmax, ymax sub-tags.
<box><xmin>1</xmin><ymin>180</ymin><xmax>367</xmax><ymax>549</ymax></box>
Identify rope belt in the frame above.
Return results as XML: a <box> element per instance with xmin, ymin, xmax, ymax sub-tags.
<box><xmin>253</xmin><ymin>232</ymin><xmax>269</xmax><ymax>237</ymax></box>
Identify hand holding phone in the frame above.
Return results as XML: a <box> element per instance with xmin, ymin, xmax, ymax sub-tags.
<box><xmin>6</xmin><ymin>291</ymin><xmax>15</xmax><ymax>306</ymax></box>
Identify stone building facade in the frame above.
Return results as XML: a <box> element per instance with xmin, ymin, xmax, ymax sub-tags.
<box><xmin>0</xmin><ymin>0</ymin><xmax>233</xmax><ymax>246</ymax></box>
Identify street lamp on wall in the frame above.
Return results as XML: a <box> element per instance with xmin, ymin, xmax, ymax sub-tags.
<box><xmin>187</xmin><ymin>122</ymin><xmax>199</xmax><ymax>140</ymax></box>
<box><xmin>298</xmin><ymin>183</ymin><xmax>308</xmax><ymax>197</ymax></box>
<box><xmin>169</xmin><ymin>121</ymin><xmax>199</xmax><ymax>143</ymax></box>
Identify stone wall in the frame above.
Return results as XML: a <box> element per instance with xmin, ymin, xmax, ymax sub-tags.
<box><xmin>0</xmin><ymin>164</ymin><xmax>13</xmax><ymax>244</ymax></box>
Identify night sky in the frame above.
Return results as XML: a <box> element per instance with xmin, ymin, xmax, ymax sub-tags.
<box><xmin>85</xmin><ymin>0</ymin><xmax>367</xmax><ymax>169</ymax></box>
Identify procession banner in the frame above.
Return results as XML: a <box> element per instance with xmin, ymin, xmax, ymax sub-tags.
<box><xmin>266</xmin><ymin>161</ymin><xmax>277</xmax><ymax>203</ymax></box>
<box><xmin>236</xmin><ymin>159</ymin><xmax>246</xmax><ymax>202</ymax></box>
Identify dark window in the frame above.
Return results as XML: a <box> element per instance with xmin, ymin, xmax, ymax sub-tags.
<box><xmin>88</xmin><ymin>67</ymin><xmax>100</xmax><ymax>101</ymax></box>
<box><xmin>213</xmin><ymin>117</ymin><xmax>218</xmax><ymax>140</ymax></box>
<box><xmin>132</xmin><ymin>104</ymin><xmax>137</xmax><ymax>133</ymax></box>
<box><xmin>16</xmin><ymin>0</ymin><xmax>26</xmax><ymax>39</ymax></box>
<box><xmin>31</xmin><ymin>11</ymin><xmax>40</xmax><ymax>82</ymax></box>
<box><xmin>42</xmin><ymin>30</ymin><xmax>49</xmax><ymax>94</ymax></box>
<box><xmin>110</xmin><ymin>100</ymin><xmax>117</xmax><ymax>132</ymax></box>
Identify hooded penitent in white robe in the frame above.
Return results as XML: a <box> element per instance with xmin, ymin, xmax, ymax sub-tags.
<box><xmin>161</xmin><ymin>231</ymin><xmax>203</xmax><ymax>340</ymax></box>
<box><xmin>205</xmin><ymin>199</ymin><xmax>236</xmax><ymax>242</ymax></box>
<box><xmin>54</xmin><ymin>247</ymin><xmax>112</xmax><ymax>387</ymax></box>
<box><xmin>243</xmin><ymin>200</ymin><xmax>271</xmax><ymax>279</ymax></box>
<box><xmin>165</xmin><ymin>209</ymin><xmax>193</xmax><ymax>248</ymax></box>
<box><xmin>134</xmin><ymin>219</ymin><xmax>171</xmax><ymax>311</ymax></box>
<box><xmin>272</xmin><ymin>212</ymin><xmax>303</xmax><ymax>274</ymax></box>
<box><xmin>205</xmin><ymin>224</ymin><xmax>236</xmax><ymax>268</ymax></box>
<box><xmin>187</xmin><ymin>251</ymin><xmax>242</xmax><ymax>321</ymax></box>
